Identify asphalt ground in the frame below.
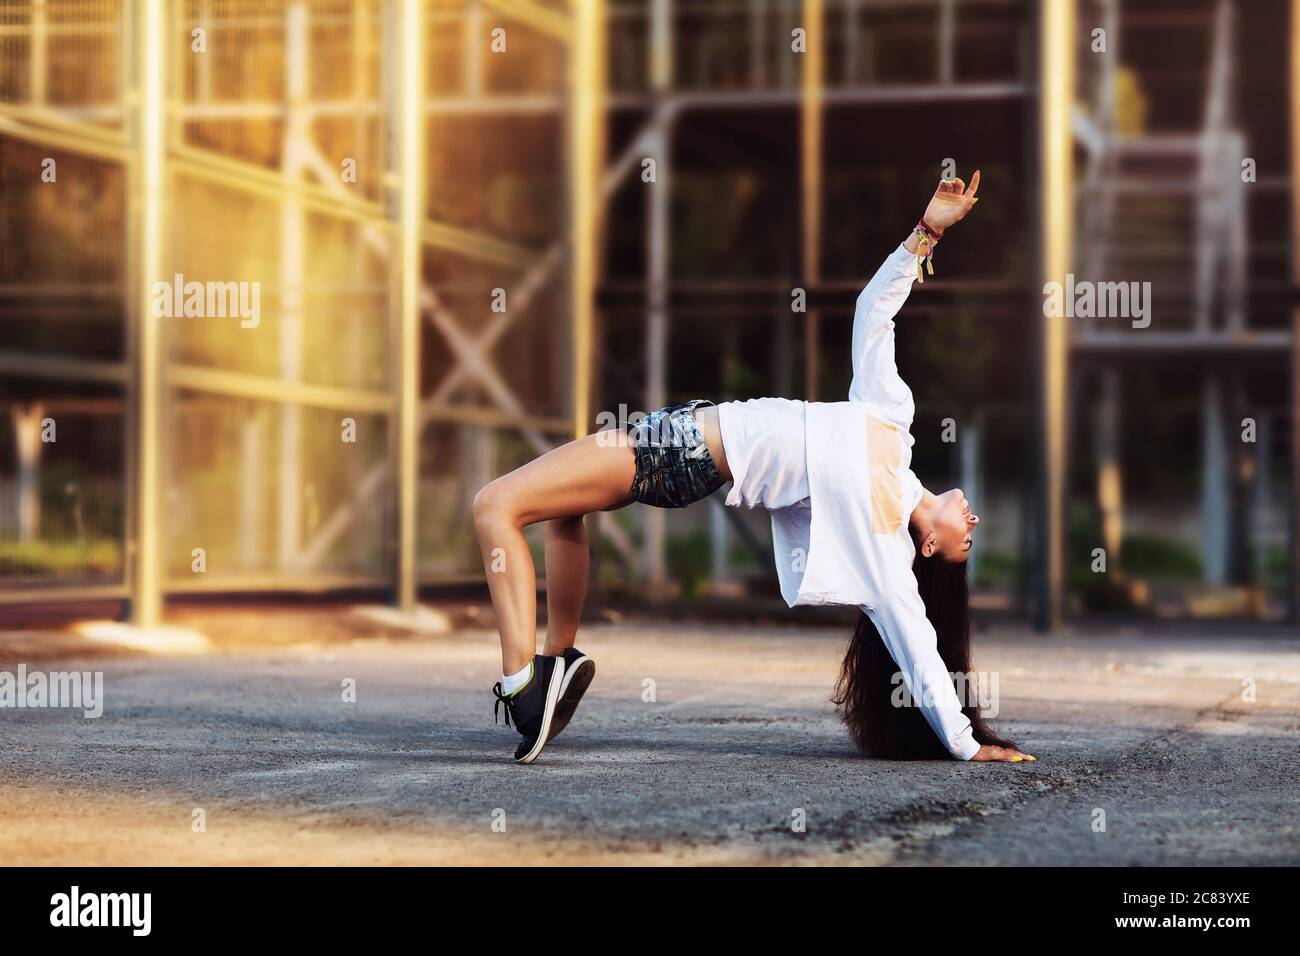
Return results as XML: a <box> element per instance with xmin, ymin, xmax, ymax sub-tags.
<box><xmin>1</xmin><ymin>610</ymin><xmax>1296</xmax><ymax>865</ymax></box>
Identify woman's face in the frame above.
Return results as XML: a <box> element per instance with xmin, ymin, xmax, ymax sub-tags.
<box><xmin>922</xmin><ymin>488</ymin><xmax>981</xmax><ymax>562</ymax></box>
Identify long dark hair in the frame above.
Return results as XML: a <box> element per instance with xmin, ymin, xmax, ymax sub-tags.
<box><xmin>832</xmin><ymin>526</ymin><xmax>1015</xmax><ymax>759</ymax></box>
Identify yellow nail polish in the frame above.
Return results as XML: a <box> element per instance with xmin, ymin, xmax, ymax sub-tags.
<box><xmin>1025</xmin><ymin>755</ymin><xmax>1037</xmax><ymax>761</ymax></box>
<box><xmin>1011</xmin><ymin>756</ymin><xmax>1023</xmax><ymax>762</ymax></box>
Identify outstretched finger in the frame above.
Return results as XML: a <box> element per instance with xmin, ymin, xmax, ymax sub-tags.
<box><xmin>964</xmin><ymin>169</ymin><xmax>981</xmax><ymax>197</ymax></box>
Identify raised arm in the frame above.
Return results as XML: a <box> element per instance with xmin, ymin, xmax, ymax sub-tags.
<box><xmin>847</xmin><ymin>244</ymin><xmax>923</xmax><ymax>405</ymax></box>
<box><xmin>848</xmin><ymin>170</ymin><xmax>982</xmax><ymax>406</ymax></box>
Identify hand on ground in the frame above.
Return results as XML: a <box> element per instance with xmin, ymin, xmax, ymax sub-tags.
<box><xmin>970</xmin><ymin>744</ymin><xmax>1036</xmax><ymax>763</ymax></box>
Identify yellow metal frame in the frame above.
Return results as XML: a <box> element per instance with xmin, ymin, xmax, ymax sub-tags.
<box><xmin>131</xmin><ymin>0</ymin><xmax>167</xmax><ymax>627</ymax></box>
<box><xmin>568</xmin><ymin>0</ymin><xmax>605</xmax><ymax>438</ymax></box>
<box><xmin>1039</xmin><ymin>0</ymin><xmax>1075</xmax><ymax>631</ymax></box>
<box><xmin>395</xmin><ymin>0</ymin><xmax>427</xmax><ymax>611</ymax></box>
<box><xmin>484</xmin><ymin>0</ymin><xmax>570</xmax><ymax>44</ymax></box>
<box><xmin>1</xmin><ymin>0</ymin><xmax>601</xmax><ymax>612</ymax></box>
<box><xmin>0</xmin><ymin>105</ymin><xmax>129</xmax><ymax>160</ymax></box>
<box><xmin>801</xmin><ymin>0</ymin><xmax>823</xmax><ymax>400</ymax></box>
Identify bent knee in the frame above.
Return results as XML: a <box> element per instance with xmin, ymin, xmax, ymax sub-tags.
<box><xmin>472</xmin><ymin>480</ymin><xmax>518</xmax><ymax>530</ymax></box>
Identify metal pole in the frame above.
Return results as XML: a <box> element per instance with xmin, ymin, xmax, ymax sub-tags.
<box><xmin>466</xmin><ymin>0</ymin><xmax>483</xmax><ymax>97</ymax></box>
<box><xmin>644</xmin><ymin>117</ymin><xmax>669</xmax><ymax>591</ymax></box>
<box><xmin>938</xmin><ymin>0</ymin><xmax>956</xmax><ymax>85</ymax></box>
<box><xmin>1038</xmin><ymin>0</ymin><xmax>1074</xmax><ymax>631</ymax></box>
<box><xmin>570</xmin><ymin>0</ymin><xmax>604</xmax><ymax>440</ymax></box>
<box><xmin>280</xmin><ymin>4</ymin><xmax>308</xmax><ymax>575</ymax></box>
<box><xmin>1291</xmin><ymin>316</ymin><xmax>1300</xmax><ymax>621</ymax></box>
<box><xmin>31</xmin><ymin>0</ymin><xmax>48</xmax><ymax>106</ymax></box>
<box><xmin>396</xmin><ymin>0</ymin><xmax>426</xmax><ymax>611</ymax></box>
<box><xmin>1251</xmin><ymin>413</ymin><xmax>1272</xmax><ymax>590</ymax></box>
<box><xmin>1201</xmin><ymin>376</ymin><xmax>1229</xmax><ymax>585</ymax></box>
<box><xmin>12</xmin><ymin>405</ymin><xmax>44</xmax><ymax>542</ymax></box>
<box><xmin>1290</xmin><ymin>0</ymin><xmax>1300</xmax><ymax>620</ymax></box>
<box><xmin>642</xmin><ymin>0</ymin><xmax>669</xmax><ymax>591</ymax></box>
<box><xmin>960</xmin><ymin>417</ymin><xmax>982</xmax><ymax>583</ymax></box>
<box><xmin>1096</xmin><ymin>369</ymin><xmax>1122</xmax><ymax>570</ymax></box>
<box><xmin>130</xmin><ymin>0</ymin><xmax>166</xmax><ymax>628</ymax></box>
<box><xmin>843</xmin><ymin>0</ymin><xmax>860</xmax><ymax>86</ymax></box>
<box><xmin>240</xmin><ymin>414</ymin><xmax>265</xmax><ymax>571</ymax></box>
<box><xmin>801</xmin><ymin>0</ymin><xmax>823</xmax><ymax>400</ymax></box>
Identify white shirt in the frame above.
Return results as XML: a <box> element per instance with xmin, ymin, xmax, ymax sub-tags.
<box><xmin>716</xmin><ymin>242</ymin><xmax>980</xmax><ymax>761</ymax></box>
<box><xmin>719</xmin><ymin>397</ymin><xmax>809</xmax><ymax>510</ymax></box>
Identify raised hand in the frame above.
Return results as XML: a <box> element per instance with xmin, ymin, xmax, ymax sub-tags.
<box><xmin>921</xmin><ymin>169</ymin><xmax>981</xmax><ymax>235</ymax></box>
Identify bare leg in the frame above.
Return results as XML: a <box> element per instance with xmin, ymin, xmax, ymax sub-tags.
<box><xmin>542</xmin><ymin>516</ymin><xmax>588</xmax><ymax>655</ymax></box>
<box><xmin>473</xmin><ymin>433</ymin><xmax>634</xmax><ymax>675</ymax></box>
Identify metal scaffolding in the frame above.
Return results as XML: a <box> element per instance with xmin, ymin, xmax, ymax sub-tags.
<box><xmin>1</xmin><ymin>0</ymin><xmax>1295</xmax><ymax>626</ymax></box>
<box><xmin>0</xmin><ymin>0</ymin><xmax>600</xmax><ymax>617</ymax></box>
<box><xmin>601</xmin><ymin>0</ymin><xmax>1033</xmax><ymax>598</ymax></box>
<box><xmin>1067</xmin><ymin>0</ymin><xmax>1296</xmax><ymax>621</ymax></box>
<box><xmin>0</xmin><ymin>0</ymin><xmax>1069</xmax><ymax>617</ymax></box>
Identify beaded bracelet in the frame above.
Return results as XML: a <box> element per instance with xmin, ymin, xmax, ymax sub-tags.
<box><xmin>912</xmin><ymin>219</ymin><xmax>942</xmax><ymax>283</ymax></box>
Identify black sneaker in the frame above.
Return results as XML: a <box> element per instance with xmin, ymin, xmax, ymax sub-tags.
<box><xmin>492</xmin><ymin>655</ymin><xmax>566</xmax><ymax>765</ymax></box>
<box><xmin>546</xmin><ymin>648</ymin><xmax>596</xmax><ymax>743</ymax></box>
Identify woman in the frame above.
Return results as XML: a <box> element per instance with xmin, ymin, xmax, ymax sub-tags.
<box><xmin>475</xmin><ymin>169</ymin><xmax>1032</xmax><ymax>765</ymax></box>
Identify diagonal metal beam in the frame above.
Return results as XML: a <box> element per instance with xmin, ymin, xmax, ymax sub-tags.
<box><xmin>170</xmin><ymin>142</ymin><xmax>536</xmax><ymax>269</ymax></box>
<box><xmin>428</xmin><ymin>112</ymin><xmax>671</xmax><ymax>404</ymax></box>
<box><xmin>429</xmin><ymin>243</ymin><xmax>564</xmax><ymax>404</ymax></box>
<box><xmin>0</xmin><ymin>104</ymin><xmax>129</xmax><ymax>161</ymax></box>
<box><xmin>423</xmin><ymin>219</ymin><xmax>535</xmax><ymax>270</ymax></box>
<box><xmin>0</xmin><ymin>103</ymin><xmax>126</xmax><ymax>144</ymax></box>
<box><xmin>420</xmin><ymin>286</ymin><xmax>552</xmax><ymax>453</ymax></box>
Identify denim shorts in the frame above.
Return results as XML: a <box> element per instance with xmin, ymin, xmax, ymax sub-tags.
<box><xmin>624</xmin><ymin>399</ymin><xmax>725</xmax><ymax>509</ymax></box>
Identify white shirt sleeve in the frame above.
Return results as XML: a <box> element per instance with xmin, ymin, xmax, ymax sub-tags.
<box><xmin>848</xmin><ymin>243</ymin><xmax>922</xmax><ymax>406</ymax></box>
<box><xmin>863</xmin><ymin>587</ymin><xmax>981</xmax><ymax>761</ymax></box>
